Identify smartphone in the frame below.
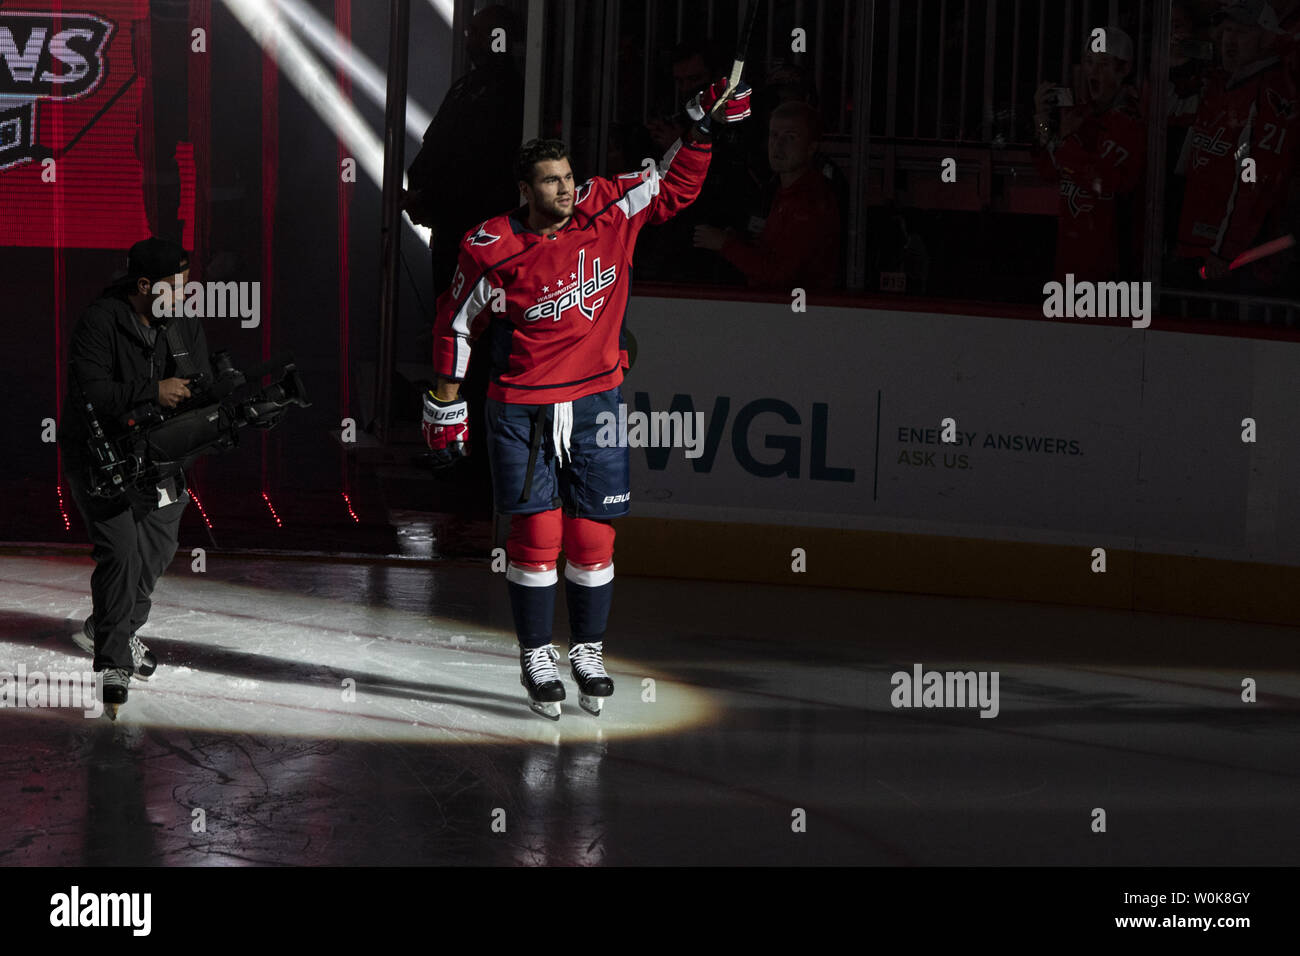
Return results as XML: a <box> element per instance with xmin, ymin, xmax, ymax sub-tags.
<box><xmin>1048</xmin><ymin>86</ymin><xmax>1074</xmax><ymax>108</ymax></box>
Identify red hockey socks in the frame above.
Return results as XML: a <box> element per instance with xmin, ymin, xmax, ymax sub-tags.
<box><xmin>505</xmin><ymin>510</ymin><xmax>562</xmax><ymax>649</ymax></box>
<box><xmin>562</xmin><ymin>517</ymin><xmax>615</xmax><ymax>644</ymax></box>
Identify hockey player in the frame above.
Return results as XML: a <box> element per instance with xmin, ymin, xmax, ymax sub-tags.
<box><xmin>422</xmin><ymin>79</ymin><xmax>751</xmax><ymax>719</ymax></box>
<box><xmin>1033</xmin><ymin>28</ymin><xmax>1147</xmax><ymax>281</ymax></box>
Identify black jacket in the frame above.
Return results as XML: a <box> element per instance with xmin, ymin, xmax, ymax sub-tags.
<box><xmin>406</xmin><ymin>63</ymin><xmax>524</xmax><ymax>252</ymax></box>
<box><xmin>60</xmin><ymin>288</ymin><xmax>211</xmax><ymax>458</ymax></box>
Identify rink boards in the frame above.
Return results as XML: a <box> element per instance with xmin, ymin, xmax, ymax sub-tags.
<box><xmin>617</xmin><ymin>295</ymin><xmax>1300</xmax><ymax>625</ymax></box>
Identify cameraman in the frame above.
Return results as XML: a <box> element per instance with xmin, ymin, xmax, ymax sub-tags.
<box><xmin>59</xmin><ymin>237</ymin><xmax>210</xmax><ymax>715</ymax></box>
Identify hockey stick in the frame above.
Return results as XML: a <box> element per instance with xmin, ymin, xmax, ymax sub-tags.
<box><xmin>1229</xmin><ymin>234</ymin><xmax>1295</xmax><ymax>270</ymax></box>
<box><xmin>711</xmin><ymin>0</ymin><xmax>763</xmax><ymax>118</ymax></box>
<box><xmin>1199</xmin><ymin>234</ymin><xmax>1296</xmax><ymax>278</ymax></box>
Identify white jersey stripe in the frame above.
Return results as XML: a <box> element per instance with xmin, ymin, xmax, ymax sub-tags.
<box><xmin>615</xmin><ymin>168</ymin><xmax>660</xmax><ymax>220</ymax></box>
<box><xmin>614</xmin><ymin>138</ymin><xmax>682</xmax><ymax>221</ymax></box>
<box><xmin>451</xmin><ymin>275</ymin><xmax>494</xmax><ymax>379</ymax></box>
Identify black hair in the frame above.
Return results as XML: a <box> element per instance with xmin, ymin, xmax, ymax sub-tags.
<box><xmin>515</xmin><ymin>138</ymin><xmax>571</xmax><ymax>185</ymax></box>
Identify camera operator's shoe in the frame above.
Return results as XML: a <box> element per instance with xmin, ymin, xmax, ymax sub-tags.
<box><xmin>101</xmin><ymin>667</ymin><xmax>130</xmax><ymax>720</ymax></box>
<box><xmin>73</xmin><ymin>617</ymin><xmax>157</xmax><ymax>679</ymax></box>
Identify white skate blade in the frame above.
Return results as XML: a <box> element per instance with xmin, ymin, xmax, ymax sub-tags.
<box><xmin>578</xmin><ymin>693</ymin><xmax>605</xmax><ymax>716</ymax></box>
<box><xmin>103</xmin><ymin>703</ymin><xmax>120</xmax><ymax>721</ymax></box>
<box><xmin>528</xmin><ymin>699</ymin><xmax>562</xmax><ymax>721</ymax></box>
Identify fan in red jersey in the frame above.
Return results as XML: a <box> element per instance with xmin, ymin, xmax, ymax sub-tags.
<box><xmin>422</xmin><ymin>78</ymin><xmax>751</xmax><ymax>719</ymax></box>
<box><xmin>1173</xmin><ymin>0</ymin><xmax>1299</xmax><ymax>289</ymax></box>
<box><xmin>1033</xmin><ymin>28</ymin><xmax>1147</xmax><ymax>283</ymax></box>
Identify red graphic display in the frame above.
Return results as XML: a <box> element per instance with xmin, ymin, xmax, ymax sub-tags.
<box><xmin>0</xmin><ymin>1</ymin><xmax>150</xmax><ymax>248</ymax></box>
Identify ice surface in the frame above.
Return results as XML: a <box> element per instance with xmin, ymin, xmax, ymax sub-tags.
<box><xmin>0</xmin><ymin>556</ymin><xmax>713</xmax><ymax>743</ymax></box>
<box><xmin>2</xmin><ymin>552</ymin><xmax>1298</xmax><ymax>865</ymax></box>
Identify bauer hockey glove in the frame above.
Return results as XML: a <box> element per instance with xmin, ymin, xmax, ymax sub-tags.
<box><xmin>686</xmin><ymin>77</ymin><xmax>753</xmax><ymax>134</ymax></box>
<box><xmin>422</xmin><ymin>390</ymin><xmax>469</xmax><ymax>468</ymax></box>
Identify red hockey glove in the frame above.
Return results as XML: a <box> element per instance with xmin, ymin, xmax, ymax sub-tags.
<box><xmin>686</xmin><ymin>77</ymin><xmax>753</xmax><ymax>133</ymax></box>
<box><xmin>422</xmin><ymin>390</ymin><xmax>469</xmax><ymax>468</ymax></box>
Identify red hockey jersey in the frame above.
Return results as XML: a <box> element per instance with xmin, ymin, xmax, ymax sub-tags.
<box><xmin>719</xmin><ymin>166</ymin><xmax>841</xmax><ymax>291</ymax></box>
<box><xmin>1176</xmin><ymin>56</ymin><xmax>1300</xmax><ymax>267</ymax></box>
<box><xmin>432</xmin><ymin>138</ymin><xmax>712</xmax><ymax>404</ymax></box>
<box><xmin>1033</xmin><ymin>96</ymin><xmax>1147</xmax><ymax>280</ymax></box>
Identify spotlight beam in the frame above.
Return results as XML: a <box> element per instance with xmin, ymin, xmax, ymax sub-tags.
<box><xmin>219</xmin><ymin>0</ymin><xmax>431</xmax><ymax>245</ymax></box>
<box><xmin>422</xmin><ymin>0</ymin><xmax>454</xmax><ymax>25</ymax></box>
<box><xmin>269</xmin><ymin>0</ymin><xmax>433</xmax><ymax>142</ymax></box>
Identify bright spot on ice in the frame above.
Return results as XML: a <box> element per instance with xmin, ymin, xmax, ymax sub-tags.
<box><xmin>1</xmin><ymin>558</ymin><xmax>715</xmax><ymax>744</ymax></box>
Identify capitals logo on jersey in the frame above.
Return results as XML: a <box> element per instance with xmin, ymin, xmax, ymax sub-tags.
<box><xmin>523</xmin><ymin>247</ymin><xmax>617</xmax><ymax>323</ymax></box>
<box><xmin>1059</xmin><ymin>181</ymin><xmax>1096</xmax><ymax>217</ymax></box>
<box><xmin>1264</xmin><ymin>87</ymin><xmax>1298</xmax><ymax>121</ymax></box>
<box><xmin>0</xmin><ymin>11</ymin><xmax>114</xmax><ymax>171</ymax></box>
<box><xmin>1188</xmin><ymin>125</ymin><xmax>1234</xmax><ymax>169</ymax></box>
<box><xmin>468</xmin><ymin>222</ymin><xmax>500</xmax><ymax>246</ymax></box>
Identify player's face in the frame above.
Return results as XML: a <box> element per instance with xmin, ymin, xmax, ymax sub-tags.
<box><xmin>1082</xmin><ymin>51</ymin><xmax>1125</xmax><ymax>104</ymax></box>
<box><xmin>523</xmin><ymin>159</ymin><xmax>575</xmax><ymax>223</ymax></box>
<box><xmin>768</xmin><ymin>116</ymin><xmax>816</xmax><ymax>175</ymax></box>
<box><xmin>1219</xmin><ymin>21</ymin><xmax>1265</xmax><ymax>72</ymax></box>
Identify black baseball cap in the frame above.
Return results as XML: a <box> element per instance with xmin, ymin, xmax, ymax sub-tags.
<box><xmin>126</xmin><ymin>237</ymin><xmax>189</xmax><ymax>283</ymax></box>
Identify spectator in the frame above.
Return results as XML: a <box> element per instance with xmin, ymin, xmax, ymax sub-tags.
<box><xmin>748</xmin><ymin>59</ymin><xmax>851</xmax><ymax>285</ymax></box>
<box><xmin>692</xmin><ymin>101</ymin><xmax>841</xmax><ymax>292</ymax></box>
<box><xmin>636</xmin><ymin>40</ymin><xmax>757</xmax><ymax>284</ymax></box>
<box><xmin>404</xmin><ymin>4</ymin><xmax>524</xmax><ymax>293</ymax></box>
<box><xmin>404</xmin><ymin>4</ymin><xmax>523</xmax><ymax>510</ymax></box>
<box><xmin>1033</xmin><ymin>28</ymin><xmax>1147</xmax><ymax>281</ymax></box>
<box><xmin>1264</xmin><ymin>0</ymin><xmax>1300</xmax><ymax>37</ymax></box>
<box><xmin>1173</xmin><ymin>0</ymin><xmax>1299</xmax><ymax>289</ymax></box>
<box><xmin>645</xmin><ymin>39</ymin><xmax>724</xmax><ymax>151</ymax></box>
<box><xmin>1164</xmin><ymin>1</ymin><xmax>1215</xmax><ymax>249</ymax></box>
<box><xmin>605</xmin><ymin>122</ymin><xmax>656</xmax><ymax>178</ymax></box>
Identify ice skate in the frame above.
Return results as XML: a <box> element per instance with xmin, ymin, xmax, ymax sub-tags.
<box><xmin>569</xmin><ymin>641</ymin><xmax>613</xmax><ymax>715</ymax></box>
<box><xmin>100</xmin><ymin>667</ymin><xmax>130</xmax><ymax>721</ymax></box>
<box><xmin>520</xmin><ymin>644</ymin><xmax>566</xmax><ymax>720</ymax></box>
<box><xmin>73</xmin><ymin>616</ymin><xmax>156</xmax><ymax>680</ymax></box>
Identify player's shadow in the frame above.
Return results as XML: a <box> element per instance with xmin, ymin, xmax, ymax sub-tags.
<box><xmin>4</xmin><ymin>611</ymin><xmax>526</xmax><ymax>720</ymax></box>
<box><xmin>153</xmin><ymin>638</ymin><xmax>528</xmax><ymax>719</ymax></box>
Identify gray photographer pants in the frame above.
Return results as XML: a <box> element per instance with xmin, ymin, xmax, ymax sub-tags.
<box><xmin>65</xmin><ymin>465</ymin><xmax>188</xmax><ymax>672</ymax></box>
